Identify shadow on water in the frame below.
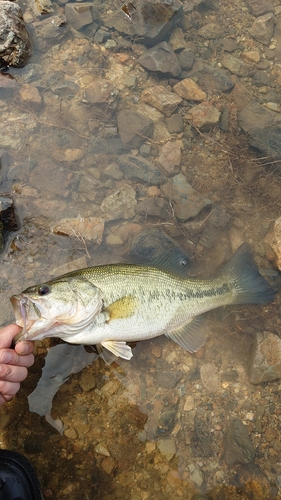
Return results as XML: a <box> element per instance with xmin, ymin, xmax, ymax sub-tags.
<box><xmin>1</xmin><ymin>0</ymin><xmax>281</xmax><ymax>499</ymax></box>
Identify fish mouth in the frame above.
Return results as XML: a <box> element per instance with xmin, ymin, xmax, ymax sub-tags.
<box><xmin>10</xmin><ymin>294</ymin><xmax>42</xmax><ymax>343</ymax></box>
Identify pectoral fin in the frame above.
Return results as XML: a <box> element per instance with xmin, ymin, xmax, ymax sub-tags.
<box><xmin>105</xmin><ymin>295</ymin><xmax>138</xmax><ymax>321</ymax></box>
<box><xmin>165</xmin><ymin>316</ymin><xmax>209</xmax><ymax>353</ymax></box>
<box><xmin>97</xmin><ymin>340</ymin><xmax>133</xmax><ymax>364</ymax></box>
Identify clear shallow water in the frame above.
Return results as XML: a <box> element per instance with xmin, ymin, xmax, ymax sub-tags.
<box><xmin>1</xmin><ymin>0</ymin><xmax>281</xmax><ymax>499</ymax></box>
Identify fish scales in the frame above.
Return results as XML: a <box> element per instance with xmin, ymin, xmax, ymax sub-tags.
<box><xmin>11</xmin><ymin>243</ymin><xmax>275</xmax><ymax>362</ymax></box>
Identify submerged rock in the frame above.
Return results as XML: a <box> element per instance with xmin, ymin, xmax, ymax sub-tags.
<box><xmin>187</xmin><ymin>102</ymin><xmax>221</xmax><ymax>131</ymax></box>
<box><xmin>104</xmin><ymin>0</ymin><xmax>183</xmax><ymax>47</ymax></box>
<box><xmin>232</xmin><ymin>463</ymin><xmax>276</xmax><ymax>500</ymax></box>
<box><xmin>162</xmin><ymin>173</ymin><xmax>211</xmax><ymax>221</ymax></box>
<box><xmin>50</xmin><ymin>216</ymin><xmax>105</xmax><ymax>245</ymax></box>
<box><xmin>141</xmin><ymin>85</ymin><xmax>182</xmax><ymax>117</ymax></box>
<box><xmin>117</xmin><ymin>109</ymin><xmax>154</xmax><ymax>148</ymax></box>
<box><xmin>101</xmin><ymin>184</ymin><xmax>137</xmax><ymax>221</ymax></box>
<box><xmin>0</xmin><ymin>1</ymin><xmax>31</xmax><ymax>67</ymax></box>
<box><xmin>249</xmin><ymin>13</ymin><xmax>276</xmax><ymax>44</ymax></box>
<box><xmin>187</xmin><ymin>60</ymin><xmax>235</xmax><ymax>93</ymax></box>
<box><xmin>264</xmin><ymin>215</ymin><xmax>281</xmax><ymax>270</ymax></box>
<box><xmin>223</xmin><ymin>418</ymin><xmax>255</xmax><ymax>466</ymax></box>
<box><xmin>238</xmin><ymin>101</ymin><xmax>281</xmax><ymax>159</ymax></box>
<box><xmin>137</xmin><ymin>41</ymin><xmax>181</xmax><ymax>77</ymax></box>
<box><xmin>117</xmin><ymin>154</ymin><xmax>165</xmax><ymax>185</ymax></box>
<box><xmin>248</xmin><ymin>331</ymin><xmax>281</xmax><ymax>384</ymax></box>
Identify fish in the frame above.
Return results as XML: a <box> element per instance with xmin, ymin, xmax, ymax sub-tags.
<box><xmin>11</xmin><ymin>243</ymin><xmax>275</xmax><ymax>363</ymax></box>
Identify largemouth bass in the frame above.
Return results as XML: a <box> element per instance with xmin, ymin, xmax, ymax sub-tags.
<box><xmin>11</xmin><ymin>243</ymin><xmax>275</xmax><ymax>362</ymax></box>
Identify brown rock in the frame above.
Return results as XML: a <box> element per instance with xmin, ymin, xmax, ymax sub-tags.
<box><xmin>117</xmin><ymin>109</ymin><xmax>154</xmax><ymax>148</ymax></box>
<box><xmin>173</xmin><ymin>78</ymin><xmax>206</xmax><ymax>101</ymax></box>
<box><xmin>186</xmin><ymin>102</ymin><xmax>221</xmax><ymax>131</ymax></box>
<box><xmin>19</xmin><ymin>84</ymin><xmax>42</xmax><ymax>111</ymax></box>
<box><xmin>264</xmin><ymin>215</ymin><xmax>281</xmax><ymax>269</ymax></box>
<box><xmin>248</xmin><ymin>331</ymin><xmax>281</xmax><ymax>384</ymax></box>
<box><xmin>141</xmin><ymin>85</ymin><xmax>182</xmax><ymax>117</ymax></box>
<box><xmin>245</xmin><ymin>0</ymin><xmax>274</xmax><ymax>17</ymax></box>
<box><xmin>157</xmin><ymin>140</ymin><xmax>181</xmax><ymax>176</ymax></box>
<box><xmin>50</xmin><ymin>216</ymin><xmax>104</xmax><ymax>244</ymax></box>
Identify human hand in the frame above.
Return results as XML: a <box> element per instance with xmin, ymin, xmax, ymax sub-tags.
<box><xmin>0</xmin><ymin>324</ymin><xmax>34</xmax><ymax>405</ymax></box>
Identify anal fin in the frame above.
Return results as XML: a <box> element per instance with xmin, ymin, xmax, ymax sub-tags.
<box><xmin>165</xmin><ymin>316</ymin><xmax>209</xmax><ymax>353</ymax></box>
<box><xmin>97</xmin><ymin>340</ymin><xmax>133</xmax><ymax>364</ymax></box>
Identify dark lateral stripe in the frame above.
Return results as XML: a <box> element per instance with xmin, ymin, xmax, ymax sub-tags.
<box><xmin>148</xmin><ymin>283</ymin><xmax>230</xmax><ymax>301</ymax></box>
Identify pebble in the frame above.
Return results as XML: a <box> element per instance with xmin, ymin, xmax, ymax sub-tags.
<box><xmin>173</xmin><ymin>78</ymin><xmax>206</xmax><ymax>102</ymax></box>
<box><xmin>248</xmin><ymin>331</ymin><xmax>281</xmax><ymax>384</ymax></box>
<box><xmin>184</xmin><ymin>395</ymin><xmax>195</xmax><ymax>412</ymax></box>
<box><xmin>157</xmin><ymin>438</ymin><xmax>176</xmax><ymax>460</ymax></box>
<box><xmin>141</xmin><ymin>85</ymin><xmax>182</xmax><ymax>117</ymax></box>
<box><xmin>101</xmin><ymin>184</ymin><xmax>137</xmax><ymax>221</ymax></box>
<box><xmin>157</xmin><ymin>140</ymin><xmax>182</xmax><ymax>176</ymax></box>
<box><xmin>187</xmin><ymin>102</ymin><xmax>221</xmax><ymax>131</ymax></box>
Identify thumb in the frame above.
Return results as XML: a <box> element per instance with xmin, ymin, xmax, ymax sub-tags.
<box><xmin>0</xmin><ymin>324</ymin><xmax>21</xmax><ymax>349</ymax></box>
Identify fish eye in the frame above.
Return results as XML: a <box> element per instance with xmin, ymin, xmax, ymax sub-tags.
<box><xmin>38</xmin><ymin>285</ymin><xmax>50</xmax><ymax>296</ymax></box>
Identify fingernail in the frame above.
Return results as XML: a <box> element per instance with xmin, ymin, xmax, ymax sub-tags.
<box><xmin>17</xmin><ymin>342</ymin><xmax>32</xmax><ymax>355</ymax></box>
<box><xmin>1</xmin><ymin>352</ymin><xmax>13</xmax><ymax>363</ymax></box>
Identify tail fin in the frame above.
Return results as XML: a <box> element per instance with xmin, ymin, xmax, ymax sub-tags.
<box><xmin>222</xmin><ymin>243</ymin><xmax>276</xmax><ymax>305</ymax></box>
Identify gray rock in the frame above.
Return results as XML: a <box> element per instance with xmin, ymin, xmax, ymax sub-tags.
<box><xmin>117</xmin><ymin>154</ymin><xmax>165</xmax><ymax>185</ymax></box>
<box><xmin>178</xmin><ymin>48</ymin><xmax>195</xmax><ymax>71</ymax></box>
<box><xmin>165</xmin><ymin>113</ymin><xmax>184</xmax><ymax>133</ymax></box>
<box><xmin>162</xmin><ymin>173</ymin><xmax>212</xmax><ymax>221</ymax></box>
<box><xmin>249</xmin><ymin>13</ymin><xmax>276</xmax><ymax>44</ymax></box>
<box><xmin>0</xmin><ymin>1</ymin><xmax>31</xmax><ymax>67</ymax></box>
<box><xmin>221</xmin><ymin>54</ymin><xmax>249</xmax><ymax>77</ymax></box>
<box><xmin>117</xmin><ymin>109</ymin><xmax>154</xmax><ymax>149</ymax></box>
<box><xmin>65</xmin><ymin>3</ymin><xmax>94</xmax><ymax>31</ymax></box>
<box><xmin>157</xmin><ymin>370</ymin><xmax>183</xmax><ymax>389</ymax></box>
<box><xmin>252</xmin><ymin>70</ymin><xmax>270</xmax><ymax>86</ymax></box>
<box><xmin>137</xmin><ymin>42</ymin><xmax>181</xmax><ymax>77</ymax></box>
<box><xmin>187</xmin><ymin>60</ymin><xmax>234</xmax><ymax>92</ymax></box>
<box><xmin>33</xmin><ymin>16</ymin><xmax>69</xmax><ymax>53</ymax></box>
<box><xmin>157</xmin><ymin>140</ymin><xmax>182</xmax><ymax>176</ymax></box>
<box><xmin>245</xmin><ymin>0</ymin><xmax>274</xmax><ymax>16</ymax></box>
<box><xmin>223</xmin><ymin>418</ymin><xmax>255</xmax><ymax>466</ymax></box>
<box><xmin>197</xmin><ymin>22</ymin><xmax>225</xmax><ymax>39</ymax></box>
<box><xmin>155</xmin><ymin>409</ymin><xmax>177</xmax><ymax>436</ymax></box>
<box><xmin>238</xmin><ymin>101</ymin><xmax>281</xmax><ymax>158</ymax></box>
<box><xmin>104</xmin><ymin>0</ymin><xmax>183</xmax><ymax>47</ymax></box>
<box><xmin>248</xmin><ymin>331</ymin><xmax>281</xmax><ymax>384</ymax></box>
<box><xmin>101</xmin><ymin>184</ymin><xmax>136</xmax><ymax>222</ymax></box>
<box><xmin>188</xmin><ymin>463</ymin><xmax>204</xmax><ymax>487</ymax></box>
<box><xmin>135</xmin><ymin>197</ymin><xmax>169</xmax><ymax>219</ymax></box>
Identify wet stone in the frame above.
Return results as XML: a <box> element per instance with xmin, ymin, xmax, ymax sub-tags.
<box><xmin>264</xmin><ymin>215</ymin><xmax>281</xmax><ymax>269</ymax></box>
<box><xmin>189</xmin><ymin>463</ymin><xmax>204</xmax><ymax>487</ymax></box>
<box><xmin>187</xmin><ymin>60</ymin><xmax>235</xmax><ymax>93</ymax></box>
<box><xmin>50</xmin><ymin>216</ymin><xmax>104</xmax><ymax>245</ymax></box>
<box><xmin>117</xmin><ymin>154</ymin><xmax>165</xmax><ymax>185</ymax></box>
<box><xmin>200</xmin><ymin>363</ymin><xmax>220</xmax><ymax>392</ymax></box>
<box><xmin>0</xmin><ymin>1</ymin><xmax>31</xmax><ymax>67</ymax></box>
<box><xmin>117</xmin><ymin>109</ymin><xmax>154</xmax><ymax>149</ymax></box>
<box><xmin>104</xmin><ymin>0</ymin><xmax>183</xmax><ymax>47</ymax></box>
<box><xmin>245</xmin><ymin>0</ymin><xmax>275</xmax><ymax>16</ymax></box>
<box><xmin>173</xmin><ymin>78</ymin><xmax>206</xmax><ymax>102</ymax></box>
<box><xmin>157</xmin><ymin>438</ymin><xmax>176</xmax><ymax>460</ymax></box>
<box><xmin>238</xmin><ymin>101</ymin><xmax>281</xmax><ymax>158</ymax></box>
<box><xmin>165</xmin><ymin>113</ymin><xmax>184</xmax><ymax>134</ymax></box>
<box><xmin>162</xmin><ymin>173</ymin><xmax>211</xmax><ymax>222</ymax></box>
<box><xmin>249</xmin><ymin>13</ymin><xmax>276</xmax><ymax>45</ymax></box>
<box><xmin>169</xmin><ymin>27</ymin><xmax>186</xmax><ymax>52</ymax></box>
<box><xmin>33</xmin><ymin>16</ymin><xmax>69</xmax><ymax>53</ymax></box>
<box><xmin>223</xmin><ymin>418</ymin><xmax>256</xmax><ymax>466</ymax></box>
<box><xmin>232</xmin><ymin>463</ymin><xmax>274</xmax><ymax>500</ymax></box>
<box><xmin>65</xmin><ymin>3</ymin><xmax>94</xmax><ymax>31</ymax></box>
<box><xmin>101</xmin><ymin>184</ymin><xmax>137</xmax><ymax>221</ymax></box>
<box><xmin>19</xmin><ymin>84</ymin><xmax>42</xmax><ymax>111</ymax></box>
<box><xmin>156</xmin><ymin>370</ymin><xmax>182</xmax><ymax>389</ymax></box>
<box><xmin>130</xmin><ymin>227</ymin><xmax>187</xmax><ymax>262</ymax></box>
<box><xmin>155</xmin><ymin>409</ymin><xmax>177</xmax><ymax>436</ymax></box>
<box><xmin>140</xmin><ymin>85</ymin><xmax>182</xmax><ymax>117</ymax></box>
<box><xmin>248</xmin><ymin>331</ymin><xmax>281</xmax><ymax>384</ymax></box>
<box><xmin>221</xmin><ymin>54</ymin><xmax>249</xmax><ymax>77</ymax></box>
<box><xmin>135</xmin><ymin>197</ymin><xmax>169</xmax><ymax>219</ymax></box>
<box><xmin>187</xmin><ymin>102</ymin><xmax>221</xmax><ymax>132</ymax></box>
<box><xmin>252</xmin><ymin>70</ymin><xmax>270</xmax><ymax>86</ymax></box>
<box><xmin>137</xmin><ymin>42</ymin><xmax>181</xmax><ymax>78</ymax></box>
<box><xmin>178</xmin><ymin>48</ymin><xmax>195</xmax><ymax>71</ymax></box>
<box><xmin>197</xmin><ymin>22</ymin><xmax>225</xmax><ymax>39</ymax></box>
<box><xmin>157</xmin><ymin>140</ymin><xmax>182</xmax><ymax>176</ymax></box>
<box><xmin>32</xmin><ymin>0</ymin><xmax>54</xmax><ymax>16</ymax></box>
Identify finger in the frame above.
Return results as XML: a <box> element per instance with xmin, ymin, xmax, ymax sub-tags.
<box><xmin>0</xmin><ymin>381</ymin><xmax>20</xmax><ymax>405</ymax></box>
<box><xmin>0</xmin><ymin>363</ymin><xmax>28</xmax><ymax>383</ymax></box>
<box><xmin>0</xmin><ymin>349</ymin><xmax>34</xmax><ymax>368</ymax></box>
<box><xmin>0</xmin><ymin>324</ymin><xmax>21</xmax><ymax>349</ymax></box>
<box><xmin>15</xmin><ymin>341</ymin><xmax>34</xmax><ymax>356</ymax></box>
